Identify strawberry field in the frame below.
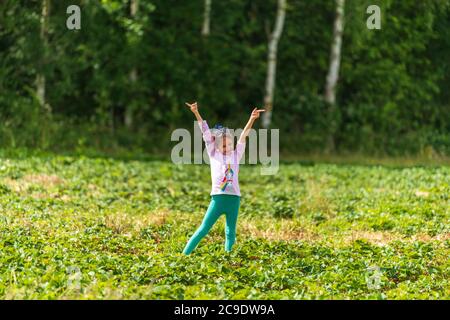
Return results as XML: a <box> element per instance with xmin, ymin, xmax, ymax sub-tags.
<box><xmin>0</xmin><ymin>156</ymin><xmax>449</xmax><ymax>299</ymax></box>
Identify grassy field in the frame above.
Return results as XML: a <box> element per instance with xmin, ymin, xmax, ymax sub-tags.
<box><xmin>0</xmin><ymin>156</ymin><xmax>449</xmax><ymax>299</ymax></box>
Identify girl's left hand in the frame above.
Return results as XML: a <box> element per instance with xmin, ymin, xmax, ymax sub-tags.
<box><xmin>250</xmin><ymin>107</ymin><xmax>266</xmax><ymax>120</ymax></box>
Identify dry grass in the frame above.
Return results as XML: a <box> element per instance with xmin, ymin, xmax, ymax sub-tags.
<box><xmin>2</xmin><ymin>173</ymin><xmax>65</xmax><ymax>193</ymax></box>
<box><xmin>415</xmin><ymin>190</ymin><xmax>430</xmax><ymax>197</ymax></box>
<box><xmin>22</xmin><ymin>174</ymin><xmax>64</xmax><ymax>185</ymax></box>
<box><xmin>104</xmin><ymin>209</ymin><xmax>171</xmax><ymax>235</ymax></box>
<box><xmin>297</xmin><ymin>177</ymin><xmax>336</xmax><ymax>218</ymax></box>
<box><xmin>240</xmin><ymin>218</ymin><xmax>449</xmax><ymax>245</ymax></box>
<box><xmin>240</xmin><ymin>219</ymin><xmax>319</xmax><ymax>241</ymax></box>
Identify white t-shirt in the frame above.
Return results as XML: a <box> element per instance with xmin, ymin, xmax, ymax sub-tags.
<box><xmin>199</xmin><ymin>120</ymin><xmax>246</xmax><ymax>196</ymax></box>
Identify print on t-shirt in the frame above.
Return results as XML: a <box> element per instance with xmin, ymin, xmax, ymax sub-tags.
<box><xmin>219</xmin><ymin>164</ymin><xmax>234</xmax><ymax>192</ymax></box>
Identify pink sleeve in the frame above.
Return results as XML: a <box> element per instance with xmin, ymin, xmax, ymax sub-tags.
<box><xmin>198</xmin><ymin>120</ymin><xmax>215</xmax><ymax>156</ymax></box>
<box><xmin>236</xmin><ymin>141</ymin><xmax>246</xmax><ymax>161</ymax></box>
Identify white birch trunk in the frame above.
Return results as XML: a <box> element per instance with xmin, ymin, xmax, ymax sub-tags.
<box><xmin>125</xmin><ymin>0</ymin><xmax>139</xmax><ymax>129</ymax></box>
<box><xmin>37</xmin><ymin>0</ymin><xmax>50</xmax><ymax>111</ymax></box>
<box><xmin>262</xmin><ymin>0</ymin><xmax>287</xmax><ymax>129</ymax></box>
<box><xmin>325</xmin><ymin>0</ymin><xmax>345</xmax><ymax>105</ymax></box>
<box><xmin>202</xmin><ymin>0</ymin><xmax>212</xmax><ymax>36</ymax></box>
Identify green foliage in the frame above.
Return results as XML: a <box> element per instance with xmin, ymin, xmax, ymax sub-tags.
<box><xmin>0</xmin><ymin>157</ymin><xmax>448</xmax><ymax>299</ymax></box>
<box><xmin>0</xmin><ymin>0</ymin><xmax>449</xmax><ymax>155</ymax></box>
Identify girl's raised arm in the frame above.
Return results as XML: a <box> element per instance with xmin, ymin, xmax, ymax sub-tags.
<box><xmin>185</xmin><ymin>101</ymin><xmax>215</xmax><ymax>156</ymax></box>
<box><xmin>238</xmin><ymin>107</ymin><xmax>265</xmax><ymax>145</ymax></box>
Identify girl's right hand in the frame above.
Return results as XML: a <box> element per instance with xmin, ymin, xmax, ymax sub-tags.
<box><xmin>185</xmin><ymin>102</ymin><xmax>198</xmax><ymax>113</ymax></box>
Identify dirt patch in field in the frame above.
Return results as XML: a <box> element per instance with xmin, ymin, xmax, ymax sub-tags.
<box><xmin>343</xmin><ymin>231</ymin><xmax>450</xmax><ymax>245</ymax></box>
<box><xmin>3</xmin><ymin>174</ymin><xmax>65</xmax><ymax>192</ymax></box>
<box><xmin>2</xmin><ymin>174</ymin><xmax>71</xmax><ymax>200</ymax></box>
<box><xmin>345</xmin><ymin>231</ymin><xmax>399</xmax><ymax>245</ymax></box>
<box><xmin>241</xmin><ymin>220</ymin><xmax>449</xmax><ymax>245</ymax></box>
<box><xmin>240</xmin><ymin>220</ymin><xmax>320</xmax><ymax>241</ymax></box>
<box><xmin>104</xmin><ymin>209</ymin><xmax>171</xmax><ymax>235</ymax></box>
<box><xmin>22</xmin><ymin>174</ymin><xmax>64</xmax><ymax>186</ymax></box>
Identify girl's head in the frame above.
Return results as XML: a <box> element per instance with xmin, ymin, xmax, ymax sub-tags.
<box><xmin>212</xmin><ymin>124</ymin><xmax>234</xmax><ymax>155</ymax></box>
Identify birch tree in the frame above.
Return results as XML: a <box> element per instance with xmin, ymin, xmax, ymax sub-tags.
<box><xmin>261</xmin><ymin>0</ymin><xmax>287</xmax><ymax>129</ymax></box>
<box><xmin>37</xmin><ymin>0</ymin><xmax>50</xmax><ymax>112</ymax></box>
<box><xmin>125</xmin><ymin>0</ymin><xmax>139</xmax><ymax>129</ymax></box>
<box><xmin>324</xmin><ymin>0</ymin><xmax>345</xmax><ymax>151</ymax></box>
<box><xmin>202</xmin><ymin>0</ymin><xmax>212</xmax><ymax>36</ymax></box>
<box><xmin>325</xmin><ymin>0</ymin><xmax>345</xmax><ymax>105</ymax></box>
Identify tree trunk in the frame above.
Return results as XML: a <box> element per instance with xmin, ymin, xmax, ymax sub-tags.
<box><xmin>324</xmin><ymin>0</ymin><xmax>345</xmax><ymax>152</ymax></box>
<box><xmin>202</xmin><ymin>0</ymin><xmax>212</xmax><ymax>36</ymax></box>
<box><xmin>262</xmin><ymin>0</ymin><xmax>287</xmax><ymax>129</ymax></box>
<box><xmin>125</xmin><ymin>0</ymin><xmax>139</xmax><ymax>129</ymax></box>
<box><xmin>37</xmin><ymin>0</ymin><xmax>50</xmax><ymax>112</ymax></box>
<box><xmin>325</xmin><ymin>0</ymin><xmax>345</xmax><ymax>105</ymax></box>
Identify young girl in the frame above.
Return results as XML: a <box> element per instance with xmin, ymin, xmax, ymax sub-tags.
<box><xmin>182</xmin><ymin>101</ymin><xmax>265</xmax><ymax>255</ymax></box>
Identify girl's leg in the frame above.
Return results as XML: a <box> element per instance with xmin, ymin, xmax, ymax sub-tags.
<box><xmin>224</xmin><ymin>196</ymin><xmax>241</xmax><ymax>252</ymax></box>
<box><xmin>182</xmin><ymin>197</ymin><xmax>222</xmax><ymax>255</ymax></box>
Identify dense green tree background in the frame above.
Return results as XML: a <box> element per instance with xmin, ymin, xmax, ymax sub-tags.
<box><xmin>0</xmin><ymin>0</ymin><xmax>449</xmax><ymax>156</ymax></box>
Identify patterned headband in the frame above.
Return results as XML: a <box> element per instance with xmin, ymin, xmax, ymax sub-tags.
<box><xmin>212</xmin><ymin>124</ymin><xmax>232</xmax><ymax>138</ymax></box>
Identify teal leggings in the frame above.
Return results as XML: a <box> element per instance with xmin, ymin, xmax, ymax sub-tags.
<box><xmin>183</xmin><ymin>194</ymin><xmax>241</xmax><ymax>255</ymax></box>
